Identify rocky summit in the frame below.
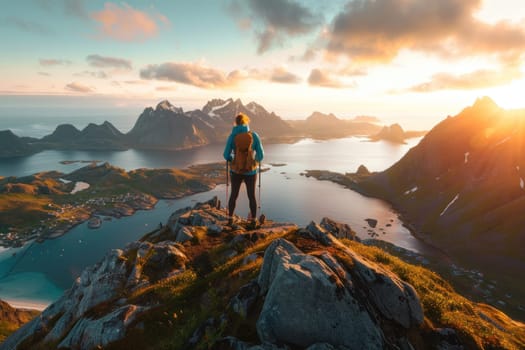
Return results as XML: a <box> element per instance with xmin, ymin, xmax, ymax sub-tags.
<box><xmin>2</xmin><ymin>198</ymin><xmax>524</xmax><ymax>349</ymax></box>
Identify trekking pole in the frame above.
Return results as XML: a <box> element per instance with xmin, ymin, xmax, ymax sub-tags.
<box><xmin>258</xmin><ymin>162</ymin><xmax>265</xmax><ymax>224</ymax></box>
<box><xmin>258</xmin><ymin>163</ymin><xmax>261</xmax><ymax>211</ymax></box>
<box><xmin>226</xmin><ymin>160</ymin><xmax>229</xmax><ymax>211</ymax></box>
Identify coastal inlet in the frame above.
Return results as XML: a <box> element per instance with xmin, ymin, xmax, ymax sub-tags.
<box><xmin>0</xmin><ymin>162</ymin><xmax>227</xmax><ymax>248</ymax></box>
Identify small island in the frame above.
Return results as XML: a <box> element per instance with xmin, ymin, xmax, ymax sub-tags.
<box><xmin>0</xmin><ymin>162</ymin><xmax>226</xmax><ymax>248</ymax></box>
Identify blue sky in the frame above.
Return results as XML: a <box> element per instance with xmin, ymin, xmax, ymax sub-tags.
<box><xmin>0</xmin><ymin>0</ymin><xmax>524</xmax><ymax>129</ymax></box>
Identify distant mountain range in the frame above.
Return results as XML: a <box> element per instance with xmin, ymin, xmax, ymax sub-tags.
<box><xmin>287</xmin><ymin>111</ymin><xmax>383</xmax><ymax>138</ymax></box>
<box><xmin>0</xmin><ymin>98</ymin><xmax>420</xmax><ymax>157</ymax></box>
<box><xmin>358</xmin><ymin>97</ymin><xmax>525</xmax><ymax>290</ymax></box>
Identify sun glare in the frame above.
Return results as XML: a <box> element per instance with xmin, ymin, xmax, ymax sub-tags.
<box><xmin>489</xmin><ymin>80</ymin><xmax>525</xmax><ymax>110</ymax></box>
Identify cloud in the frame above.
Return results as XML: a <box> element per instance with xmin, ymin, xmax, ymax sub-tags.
<box><xmin>140</xmin><ymin>62</ymin><xmax>240</xmax><ymax>89</ymax></box>
<box><xmin>289</xmin><ymin>47</ymin><xmax>318</xmax><ymax>62</ymax></box>
<box><xmin>34</xmin><ymin>0</ymin><xmax>89</xmax><ymax>18</ymax></box>
<box><xmin>407</xmin><ymin>66</ymin><xmax>523</xmax><ymax>92</ymax></box>
<box><xmin>269</xmin><ymin>67</ymin><xmax>301</xmax><ymax>83</ymax></box>
<box><xmin>338</xmin><ymin>66</ymin><xmax>368</xmax><ymax>77</ymax></box>
<box><xmin>1</xmin><ymin>17</ymin><xmax>53</xmax><ymax>35</ymax></box>
<box><xmin>86</xmin><ymin>54</ymin><xmax>132</xmax><ymax>70</ymax></box>
<box><xmin>231</xmin><ymin>0</ymin><xmax>322</xmax><ymax>54</ymax></box>
<box><xmin>322</xmin><ymin>0</ymin><xmax>525</xmax><ymax>64</ymax></box>
<box><xmin>140</xmin><ymin>61</ymin><xmax>302</xmax><ymax>88</ymax></box>
<box><xmin>74</xmin><ymin>70</ymin><xmax>108</xmax><ymax>79</ymax></box>
<box><xmin>156</xmin><ymin>86</ymin><xmax>178</xmax><ymax>92</ymax></box>
<box><xmin>39</xmin><ymin>58</ymin><xmax>72</xmax><ymax>66</ymax></box>
<box><xmin>38</xmin><ymin>72</ymin><xmax>51</xmax><ymax>76</ymax></box>
<box><xmin>91</xmin><ymin>3</ymin><xmax>167</xmax><ymax>42</ymax></box>
<box><xmin>64</xmin><ymin>0</ymin><xmax>89</xmax><ymax>19</ymax></box>
<box><xmin>308</xmin><ymin>68</ymin><xmax>347</xmax><ymax>88</ymax></box>
<box><xmin>124</xmin><ymin>80</ymin><xmax>148</xmax><ymax>85</ymax></box>
<box><xmin>65</xmin><ymin>82</ymin><xmax>94</xmax><ymax>93</ymax></box>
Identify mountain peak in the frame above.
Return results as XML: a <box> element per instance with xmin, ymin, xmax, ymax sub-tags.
<box><xmin>156</xmin><ymin>100</ymin><xmax>183</xmax><ymax>114</ymax></box>
<box><xmin>307</xmin><ymin>111</ymin><xmax>338</xmax><ymax>122</ymax></box>
<box><xmin>472</xmin><ymin>96</ymin><xmax>501</xmax><ymax>112</ymax></box>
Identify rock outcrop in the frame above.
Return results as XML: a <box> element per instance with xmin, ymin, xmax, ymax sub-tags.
<box><xmin>256</xmin><ymin>239</ymin><xmax>384</xmax><ymax>349</ymax></box>
<box><xmin>0</xmin><ymin>239</ymin><xmax>187</xmax><ymax>350</ymax></box>
<box><xmin>3</xmin><ymin>197</ymin><xmax>523</xmax><ymax>350</ymax></box>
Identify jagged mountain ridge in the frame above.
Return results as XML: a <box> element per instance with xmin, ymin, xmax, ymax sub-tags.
<box><xmin>1</xmin><ymin>98</ymin><xmax>301</xmax><ymax>155</ymax></box>
<box><xmin>39</xmin><ymin>120</ymin><xmax>127</xmax><ymax>150</ymax></box>
<box><xmin>1</xmin><ymin>97</ymin><xmax>415</xmax><ymax>156</ymax></box>
<box><xmin>2</xmin><ymin>198</ymin><xmax>523</xmax><ymax>349</ymax></box>
<box><xmin>126</xmin><ymin>100</ymin><xmax>215</xmax><ymax>150</ymax></box>
<box><xmin>358</xmin><ymin>97</ymin><xmax>525</xmax><ymax>294</ymax></box>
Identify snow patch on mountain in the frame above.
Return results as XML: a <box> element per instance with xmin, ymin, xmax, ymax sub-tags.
<box><xmin>440</xmin><ymin>194</ymin><xmax>459</xmax><ymax>216</ymax></box>
<box><xmin>157</xmin><ymin>100</ymin><xmax>183</xmax><ymax>114</ymax></box>
<box><xmin>208</xmin><ymin>100</ymin><xmax>231</xmax><ymax>118</ymax></box>
<box><xmin>404</xmin><ymin>186</ymin><xmax>418</xmax><ymax>195</ymax></box>
<box><xmin>494</xmin><ymin>136</ymin><xmax>511</xmax><ymax>147</ymax></box>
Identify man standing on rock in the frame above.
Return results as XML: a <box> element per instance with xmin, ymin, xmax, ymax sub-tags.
<box><xmin>223</xmin><ymin>113</ymin><xmax>264</xmax><ymax>228</ymax></box>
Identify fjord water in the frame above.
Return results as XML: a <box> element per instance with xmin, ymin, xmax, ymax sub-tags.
<box><xmin>0</xmin><ymin>136</ymin><xmax>437</xmax><ymax>308</ymax></box>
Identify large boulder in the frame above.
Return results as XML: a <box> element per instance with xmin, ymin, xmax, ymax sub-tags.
<box><xmin>256</xmin><ymin>235</ymin><xmax>424</xmax><ymax>349</ymax></box>
<box><xmin>257</xmin><ymin>239</ymin><xmax>383</xmax><ymax>349</ymax></box>
<box><xmin>330</xmin><ymin>237</ymin><xmax>424</xmax><ymax>329</ymax></box>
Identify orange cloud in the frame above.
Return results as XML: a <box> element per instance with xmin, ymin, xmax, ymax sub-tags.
<box><xmin>140</xmin><ymin>62</ymin><xmax>239</xmax><ymax>89</ymax></box>
<box><xmin>308</xmin><ymin>68</ymin><xmax>349</xmax><ymax>88</ymax></box>
<box><xmin>408</xmin><ymin>66</ymin><xmax>523</xmax><ymax>92</ymax></box>
<box><xmin>65</xmin><ymin>82</ymin><xmax>94</xmax><ymax>93</ymax></box>
<box><xmin>140</xmin><ymin>62</ymin><xmax>301</xmax><ymax>88</ymax></box>
<box><xmin>156</xmin><ymin>86</ymin><xmax>178</xmax><ymax>92</ymax></box>
<box><xmin>91</xmin><ymin>3</ymin><xmax>166</xmax><ymax>42</ymax></box>
<box><xmin>269</xmin><ymin>67</ymin><xmax>301</xmax><ymax>83</ymax></box>
<box><xmin>322</xmin><ymin>0</ymin><xmax>525</xmax><ymax>64</ymax></box>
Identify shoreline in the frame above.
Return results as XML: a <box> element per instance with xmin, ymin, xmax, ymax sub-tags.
<box><xmin>1</xmin><ymin>184</ymin><xmax>220</xmax><ymax>251</ymax></box>
<box><xmin>3</xmin><ymin>298</ymin><xmax>49</xmax><ymax>311</ymax></box>
<box><xmin>1</xmin><ymin>162</ymin><xmax>226</xmax><ymax>250</ymax></box>
<box><xmin>303</xmin><ymin>170</ymin><xmax>444</xmax><ymax>250</ymax></box>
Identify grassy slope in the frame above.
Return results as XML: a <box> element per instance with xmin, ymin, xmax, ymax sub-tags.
<box><xmin>94</xmin><ymin>225</ymin><xmax>525</xmax><ymax>350</ymax></box>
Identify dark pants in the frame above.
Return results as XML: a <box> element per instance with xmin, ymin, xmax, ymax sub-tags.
<box><xmin>228</xmin><ymin>172</ymin><xmax>257</xmax><ymax>219</ymax></box>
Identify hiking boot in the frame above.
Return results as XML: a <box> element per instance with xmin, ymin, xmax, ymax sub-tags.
<box><xmin>228</xmin><ymin>217</ymin><xmax>234</xmax><ymax>226</ymax></box>
<box><xmin>247</xmin><ymin>219</ymin><xmax>258</xmax><ymax>230</ymax></box>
